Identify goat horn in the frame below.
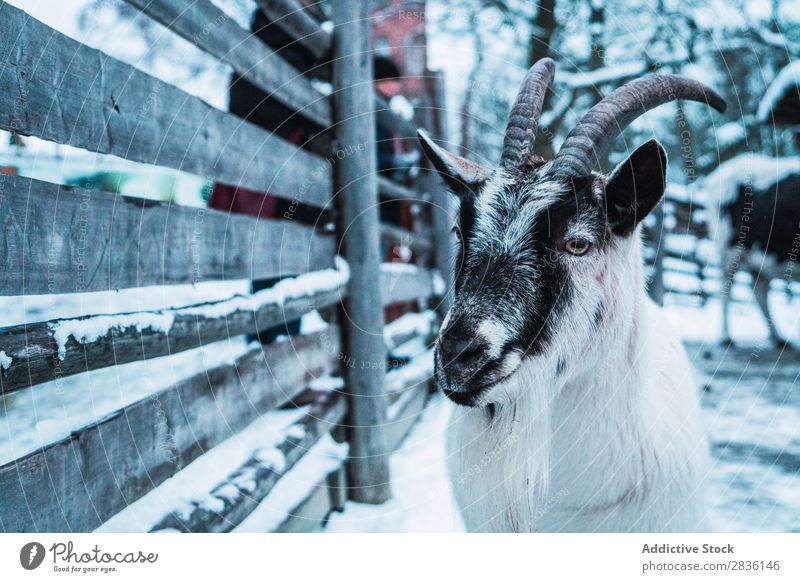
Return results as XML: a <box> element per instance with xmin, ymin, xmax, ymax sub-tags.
<box><xmin>554</xmin><ymin>74</ymin><xmax>726</xmax><ymax>177</ymax></box>
<box><xmin>501</xmin><ymin>58</ymin><xmax>556</xmax><ymax>169</ymax></box>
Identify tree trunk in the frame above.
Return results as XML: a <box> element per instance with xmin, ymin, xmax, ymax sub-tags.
<box><xmin>528</xmin><ymin>0</ymin><xmax>558</xmax><ymax>158</ymax></box>
<box><xmin>460</xmin><ymin>13</ymin><xmax>484</xmax><ymax>157</ymax></box>
<box><xmin>588</xmin><ymin>0</ymin><xmax>607</xmax><ymax>168</ymax></box>
<box><xmin>527</xmin><ymin>0</ymin><xmax>557</xmax><ymax>67</ymax></box>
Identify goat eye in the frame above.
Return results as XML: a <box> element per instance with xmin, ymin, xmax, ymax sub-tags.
<box><xmin>452</xmin><ymin>226</ymin><xmax>462</xmax><ymax>242</ymax></box>
<box><xmin>565</xmin><ymin>239</ymin><xmax>591</xmax><ymax>256</ymax></box>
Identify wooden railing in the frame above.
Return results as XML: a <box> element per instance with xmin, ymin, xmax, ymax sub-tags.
<box><xmin>0</xmin><ymin>0</ymin><xmax>450</xmax><ymax>532</ymax></box>
<box><xmin>641</xmin><ymin>185</ymin><xmax>800</xmax><ymax>306</ymax></box>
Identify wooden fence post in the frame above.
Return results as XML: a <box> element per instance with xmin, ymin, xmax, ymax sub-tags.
<box><xmin>332</xmin><ymin>0</ymin><xmax>392</xmax><ymax>504</ymax></box>
<box><xmin>426</xmin><ymin>72</ymin><xmax>456</xmax><ymax>315</ymax></box>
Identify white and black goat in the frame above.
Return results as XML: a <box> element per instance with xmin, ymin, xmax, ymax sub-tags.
<box><xmin>417</xmin><ymin>59</ymin><xmax>726</xmax><ymax>532</ymax></box>
<box><xmin>704</xmin><ymin>155</ymin><xmax>800</xmax><ymax>348</ymax></box>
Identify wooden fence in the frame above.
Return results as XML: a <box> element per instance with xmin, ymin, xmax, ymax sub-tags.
<box><xmin>643</xmin><ymin>187</ymin><xmax>799</xmax><ymax>307</ymax></box>
<box><xmin>0</xmin><ymin>0</ymin><xmax>452</xmax><ymax>532</ymax></box>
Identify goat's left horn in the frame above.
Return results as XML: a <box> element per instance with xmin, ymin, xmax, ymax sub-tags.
<box><xmin>554</xmin><ymin>74</ymin><xmax>727</xmax><ymax>177</ymax></box>
<box><xmin>501</xmin><ymin>58</ymin><xmax>556</xmax><ymax>169</ymax></box>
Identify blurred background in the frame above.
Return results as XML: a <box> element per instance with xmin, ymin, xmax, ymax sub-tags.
<box><xmin>1</xmin><ymin>0</ymin><xmax>798</xmax><ymax>532</ymax></box>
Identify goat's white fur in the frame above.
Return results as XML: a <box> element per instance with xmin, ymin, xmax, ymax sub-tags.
<box><xmin>475</xmin><ymin>165</ymin><xmax>565</xmax><ymax>255</ymax></box>
<box><xmin>445</xmin><ymin>232</ymin><xmax>711</xmax><ymax>532</ymax></box>
<box><xmin>477</xmin><ymin>319</ymin><xmax>512</xmax><ymax>359</ymax></box>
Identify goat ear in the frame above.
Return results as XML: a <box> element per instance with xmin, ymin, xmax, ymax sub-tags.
<box><xmin>603</xmin><ymin>139</ymin><xmax>667</xmax><ymax>235</ymax></box>
<box><xmin>417</xmin><ymin>129</ymin><xmax>491</xmax><ymax>197</ymax></box>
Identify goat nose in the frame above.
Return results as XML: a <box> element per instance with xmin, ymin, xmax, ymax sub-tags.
<box><xmin>440</xmin><ymin>328</ymin><xmax>487</xmax><ymax>369</ymax></box>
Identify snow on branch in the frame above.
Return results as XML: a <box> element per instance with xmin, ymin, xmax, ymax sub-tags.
<box><xmin>701</xmin><ymin>153</ymin><xmax>800</xmax><ymax>206</ymax></box>
<box><xmin>559</xmin><ymin>56</ymin><xmax>687</xmax><ymax>90</ymax></box>
<box><xmin>756</xmin><ymin>61</ymin><xmax>800</xmax><ymax>123</ymax></box>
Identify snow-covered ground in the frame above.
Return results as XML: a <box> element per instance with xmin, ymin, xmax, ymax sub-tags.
<box><xmin>325</xmin><ymin>394</ymin><xmax>465</xmax><ymax>533</ymax></box>
<box><xmin>664</xmin><ymin>294</ymin><xmax>800</xmax><ymax>346</ymax></box>
<box><xmin>704</xmin><ymin>371</ymin><xmax>800</xmax><ymax>533</ymax></box>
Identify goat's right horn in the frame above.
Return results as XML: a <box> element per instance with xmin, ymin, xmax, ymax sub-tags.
<box><xmin>501</xmin><ymin>58</ymin><xmax>556</xmax><ymax>169</ymax></box>
<box><xmin>554</xmin><ymin>74</ymin><xmax>726</xmax><ymax>177</ymax></box>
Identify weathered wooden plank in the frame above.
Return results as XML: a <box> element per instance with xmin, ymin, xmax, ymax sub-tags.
<box><xmin>385</xmin><ymin>350</ymin><xmax>435</xmax><ymax>406</ymax></box>
<box><xmin>0</xmin><ymin>4</ymin><xmax>331</xmax><ymax>207</ymax></box>
<box><xmin>380</xmin><ymin>222</ymin><xmax>433</xmax><ymax>254</ymax></box>
<box><xmin>121</xmin><ymin>0</ymin><xmax>330</xmax><ymax>128</ymax></box>
<box><xmin>0</xmin><ymin>330</ymin><xmax>340</xmax><ymax>532</ymax></box>
<box><xmin>255</xmin><ymin>0</ymin><xmax>332</xmax><ymax>61</ymax></box>
<box><xmin>378</xmin><ymin>176</ymin><xmax>421</xmax><ymax>201</ymax></box>
<box><xmin>386</xmin><ymin>380</ymin><xmax>431</xmax><ymax>452</ymax></box>
<box><xmin>296</xmin><ymin>0</ymin><xmax>327</xmax><ymax>22</ymax></box>
<box><xmin>150</xmin><ymin>389</ymin><xmax>345</xmax><ymax>532</ymax></box>
<box><xmin>273</xmin><ymin>466</ymin><xmax>344</xmax><ymax>533</ymax></box>
<box><xmin>385</xmin><ymin>311</ymin><xmax>436</xmax><ymax>352</ymax></box>
<box><xmin>273</xmin><ymin>465</ymin><xmax>344</xmax><ymax>532</ymax></box>
<box><xmin>0</xmin><ymin>276</ymin><xmax>344</xmax><ymax>394</ymax></box>
<box><xmin>0</xmin><ymin>174</ymin><xmax>335</xmax><ymax>296</ymax></box>
<box><xmin>381</xmin><ymin>264</ymin><xmax>436</xmax><ymax>306</ymax></box>
<box><xmin>333</xmin><ymin>0</ymin><xmax>391</xmax><ymax>504</ymax></box>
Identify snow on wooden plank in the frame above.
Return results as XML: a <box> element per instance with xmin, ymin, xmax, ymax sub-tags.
<box><xmin>149</xmin><ymin>389</ymin><xmax>346</xmax><ymax>532</ymax></box>
<box><xmin>121</xmin><ymin>0</ymin><xmax>330</xmax><ymax>128</ymax></box>
<box><xmin>0</xmin><ymin>174</ymin><xmax>336</xmax><ymax>297</ymax></box>
<box><xmin>0</xmin><ymin>260</ymin><xmax>348</xmax><ymax>394</ymax></box>
<box><xmin>272</xmin><ymin>464</ymin><xmax>345</xmax><ymax>532</ymax></box>
<box><xmin>380</xmin><ymin>263</ymin><xmax>437</xmax><ymax>306</ymax></box>
<box><xmin>385</xmin><ymin>349</ymin><xmax>435</xmax><ymax>406</ymax></box>
<box><xmin>234</xmin><ymin>434</ymin><xmax>348</xmax><ymax>532</ymax></box>
<box><xmin>686</xmin><ymin>342</ymin><xmax>800</xmax><ymax>377</ymax></box>
<box><xmin>97</xmin><ymin>397</ymin><xmax>305</xmax><ymax>532</ymax></box>
<box><xmin>0</xmin><ymin>329</ymin><xmax>340</xmax><ymax>532</ymax></box>
<box><xmin>0</xmin><ymin>4</ymin><xmax>332</xmax><ymax>208</ymax></box>
<box><xmin>384</xmin><ymin>310</ymin><xmax>437</xmax><ymax>350</ymax></box>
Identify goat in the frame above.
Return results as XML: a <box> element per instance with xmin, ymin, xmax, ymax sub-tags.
<box><xmin>703</xmin><ymin>154</ymin><xmax>800</xmax><ymax>348</ymax></box>
<box><xmin>417</xmin><ymin>59</ymin><xmax>726</xmax><ymax>532</ymax></box>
